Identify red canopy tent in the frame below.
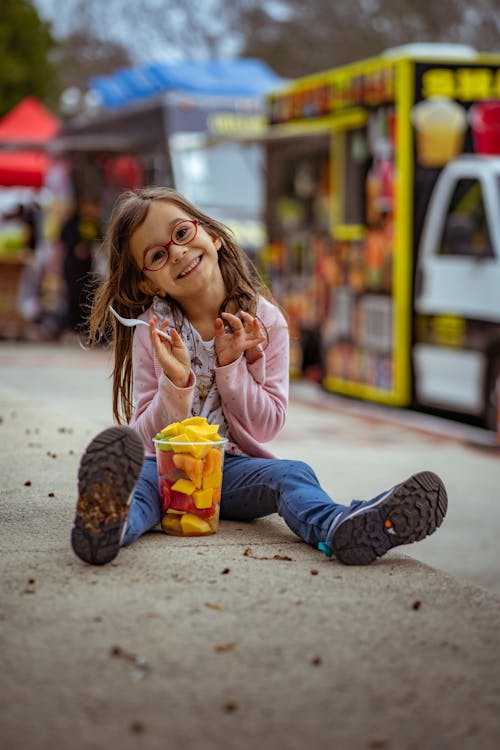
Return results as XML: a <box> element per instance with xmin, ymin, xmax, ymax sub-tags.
<box><xmin>0</xmin><ymin>97</ymin><xmax>60</xmax><ymax>188</ymax></box>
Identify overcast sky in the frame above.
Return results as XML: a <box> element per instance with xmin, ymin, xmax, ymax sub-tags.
<box><xmin>32</xmin><ymin>0</ymin><xmax>243</xmax><ymax>64</ymax></box>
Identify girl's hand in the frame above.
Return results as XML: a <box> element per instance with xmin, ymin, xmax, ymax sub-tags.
<box><xmin>149</xmin><ymin>315</ymin><xmax>191</xmax><ymax>388</ymax></box>
<box><xmin>215</xmin><ymin>311</ymin><xmax>266</xmax><ymax>368</ymax></box>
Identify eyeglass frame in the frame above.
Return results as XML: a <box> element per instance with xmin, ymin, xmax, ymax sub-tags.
<box><xmin>141</xmin><ymin>219</ymin><xmax>199</xmax><ymax>272</ymax></box>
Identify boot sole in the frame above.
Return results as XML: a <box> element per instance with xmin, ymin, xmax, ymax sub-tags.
<box><xmin>331</xmin><ymin>471</ymin><xmax>448</xmax><ymax>565</ymax></box>
<box><xmin>71</xmin><ymin>426</ymin><xmax>144</xmax><ymax>565</ymax></box>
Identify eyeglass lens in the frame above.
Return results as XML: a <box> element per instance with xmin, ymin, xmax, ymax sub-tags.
<box><xmin>144</xmin><ymin>220</ymin><xmax>197</xmax><ymax>270</ymax></box>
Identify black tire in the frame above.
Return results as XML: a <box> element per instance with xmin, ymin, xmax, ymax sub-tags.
<box><xmin>484</xmin><ymin>355</ymin><xmax>500</xmax><ymax>432</ymax></box>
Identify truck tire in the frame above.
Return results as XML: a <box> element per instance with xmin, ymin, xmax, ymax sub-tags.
<box><xmin>484</xmin><ymin>355</ymin><xmax>500</xmax><ymax>432</ymax></box>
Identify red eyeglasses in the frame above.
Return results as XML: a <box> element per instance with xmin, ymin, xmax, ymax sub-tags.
<box><xmin>141</xmin><ymin>219</ymin><xmax>198</xmax><ymax>272</ymax></box>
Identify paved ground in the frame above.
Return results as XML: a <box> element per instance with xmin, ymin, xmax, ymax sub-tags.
<box><xmin>1</xmin><ymin>342</ymin><xmax>499</xmax><ymax>750</ymax></box>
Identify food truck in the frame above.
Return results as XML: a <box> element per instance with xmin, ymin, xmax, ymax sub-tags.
<box><xmin>262</xmin><ymin>44</ymin><xmax>500</xmax><ymax>430</ymax></box>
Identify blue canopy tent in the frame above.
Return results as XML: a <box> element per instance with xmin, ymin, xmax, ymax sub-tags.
<box><xmin>88</xmin><ymin>59</ymin><xmax>285</xmax><ymax>109</ymax></box>
<box><xmin>53</xmin><ymin>58</ymin><xmax>285</xmax><ymax>153</ymax></box>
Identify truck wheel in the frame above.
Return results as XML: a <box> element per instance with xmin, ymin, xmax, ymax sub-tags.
<box><xmin>484</xmin><ymin>356</ymin><xmax>500</xmax><ymax>432</ymax></box>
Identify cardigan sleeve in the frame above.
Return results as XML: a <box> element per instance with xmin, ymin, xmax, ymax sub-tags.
<box><xmin>129</xmin><ymin>319</ymin><xmax>195</xmax><ymax>452</ymax></box>
<box><xmin>215</xmin><ymin>299</ymin><xmax>289</xmax><ymax>444</ymax></box>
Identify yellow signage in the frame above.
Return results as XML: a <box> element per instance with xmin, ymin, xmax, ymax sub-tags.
<box><xmin>207</xmin><ymin>113</ymin><xmax>265</xmax><ymax>137</ymax></box>
<box><xmin>268</xmin><ymin>64</ymin><xmax>396</xmax><ymax>125</ymax></box>
<box><xmin>421</xmin><ymin>67</ymin><xmax>500</xmax><ymax>101</ymax></box>
<box><xmin>430</xmin><ymin>315</ymin><xmax>466</xmax><ymax>347</ymax></box>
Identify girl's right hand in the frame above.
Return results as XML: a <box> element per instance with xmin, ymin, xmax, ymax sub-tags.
<box><xmin>149</xmin><ymin>315</ymin><xmax>191</xmax><ymax>388</ymax></box>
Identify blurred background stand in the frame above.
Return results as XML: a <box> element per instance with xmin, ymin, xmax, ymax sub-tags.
<box><xmin>0</xmin><ymin>97</ymin><xmax>60</xmax><ymax>340</ymax></box>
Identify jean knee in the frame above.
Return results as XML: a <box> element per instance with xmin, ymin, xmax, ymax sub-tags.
<box><xmin>280</xmin><ymin>459</ymin><xmax>319</xmax><ymax>485</ymax></box>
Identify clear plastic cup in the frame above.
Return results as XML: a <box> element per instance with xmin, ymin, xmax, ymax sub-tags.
<box><xmin>411</xmin><ymin>97</ymin><xmax>467</xmax><ymax>167</ymax></box>
<box><xmin>153</xmin><ymin>436</ymin><xmax>227</xmax><ymax>536</ymax></box>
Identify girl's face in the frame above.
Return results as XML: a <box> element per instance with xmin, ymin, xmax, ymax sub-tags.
<box><xmin>129</xmin><ymin>200</ymin><xmax>223</xmax><ymax>303</ymax></box>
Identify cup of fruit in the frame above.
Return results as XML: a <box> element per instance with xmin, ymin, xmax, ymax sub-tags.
<box><xmin>153</xmin><ymin>417</ymin><xmax>227</xmax><ymax>536</ymax></box>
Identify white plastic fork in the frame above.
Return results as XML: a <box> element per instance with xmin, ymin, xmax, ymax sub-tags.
<box><xmin>108</xmin><ymin>305</ymin><xmax>172</xmax><ymax>341</ymax></box>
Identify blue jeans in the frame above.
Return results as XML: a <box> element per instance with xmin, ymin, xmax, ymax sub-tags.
<box><xmin>122</xmin><ymin>454</ymin><xmax>348</xmax><ymax>548</ymax></box>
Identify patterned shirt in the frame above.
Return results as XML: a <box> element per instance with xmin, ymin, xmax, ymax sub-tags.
<box><xmin>152</xmin><ymin>297</ymin><xmax>244</xmax><ymax>455</ymax></box>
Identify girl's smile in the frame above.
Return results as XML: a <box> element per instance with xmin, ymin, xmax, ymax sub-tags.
<box><xmin>177</xmin><ymin>254</ymin><xmax>202</xmax><ymax>278</ymax></box>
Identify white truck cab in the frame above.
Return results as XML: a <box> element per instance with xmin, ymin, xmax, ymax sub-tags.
<box><xmin>413</xmin><ymin>155</ymin><xmax>500</xmax><ymax>428</ymax></box>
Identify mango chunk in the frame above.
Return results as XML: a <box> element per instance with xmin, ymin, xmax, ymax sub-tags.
<box><xmin>173</xmin><ymin>453</ymin><xmax>203</xmax><ymax>488</ymax></box>
<box><xmin>204</xmin><ymin>448</ymin><xmax>223</xmax><ymax>475</ymax></box>
<box><xmin>203</xmin><ymin>469</ymin><xmax>222</xmax><ymax>490</ymax></box>
<box><xmin>160</xmin><ymin>422</ymin><xmax>182</xmax><ymax>437</ymax></box>
<box><xmin>180</xmin><ymin>513</ymin><xmax>211</xmax><ymax>535</ymax></box>
<box><xmin>171</xmin><ymin>478</ymin><xmax>196</xmax><ymax>495</ymax></box>
<box><xmin>201</xmin><ymin>425</ymin><xmax>221</xmax><ymax>437</ymax></box>
<box><xmin>193</xmin><ymin>488</ymin><xmax>213</xmax><ymax>509</ymax></box>
<box><xmin>185</xmin><ymin>423</ymin><xmax>220</xmax><ymax>440</ymax></box>
<box><xmin>188</xmin><ymin>439</ymin><xmax>213</xmax><ymax>459</ymax></box>
<box><xmin>161</xmin><ymin>515</ymin><xmax>182</xmax><ymax>533</ymax></box>
<box><xmin>181</xmin><ymin>417</ymin><xmax>207</xmax><ymax>426</ymax></box>
<box><xmin>169</xmin><ymin>433</ymin><xmax>193</xmax><ymax>453</ymax></box>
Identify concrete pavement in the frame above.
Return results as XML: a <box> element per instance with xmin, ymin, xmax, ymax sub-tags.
<box><xmin>1</xmin><ymin>342</ymin><xmax>499</xmax><ymax>750</ymax></box>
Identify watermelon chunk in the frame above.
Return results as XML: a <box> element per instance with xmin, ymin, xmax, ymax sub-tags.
<box><xmin>159</xmin><ymin>477</ymin><xmax>172</xmax><ymax>512</ymax></box>
<box><xmin>169</xmin><ymin>490</ymin><xmax>196</xmax><ymax>513</ymax></box>
<box><xmin>157</xmin><ymin>449</ymin><xmax>177</xmax><ymax>475</ymax></box>
<box><xmin>166</xmin><ymin>490</ymin><xmax>215</xmax><ymax>518</ymax></box>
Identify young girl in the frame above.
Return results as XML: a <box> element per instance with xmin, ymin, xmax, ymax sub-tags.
<box><xmin>71</xmin><ymin>187</ymin><xmax>447</xmax><ymax>567</ymax></box>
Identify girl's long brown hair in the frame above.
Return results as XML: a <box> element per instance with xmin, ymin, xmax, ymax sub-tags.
<box><xmin>87</xmin><ymin>187</ymin><xmax>276</xmax><ymax>424</ymax></box>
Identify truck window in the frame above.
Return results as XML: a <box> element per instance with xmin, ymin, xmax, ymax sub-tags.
<box><xmin>170</xmin><ymin>140</ymin><xmax>263</xmax><ymax>217</ymax></box>
<box><xmin>439</xmin><ymin>178</ymin><xmax>494</xmax><ymax>259</ymax></box>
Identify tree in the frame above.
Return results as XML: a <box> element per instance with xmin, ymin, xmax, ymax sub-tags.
<box><xmin>237</xmin><ymin>0</ymin><xmax>500</xmax><ymax>77</ymax></box>
<box><xmin>33</xmin><ymin>0</ymin><xmax>244</xmax><ymax>63</ymax></box>
<box><xmin>0</xmin><ymin>0</ymin><xmax>60</xmax><ymax>116</ymax></box>
<box><xmin>53</xmin><ymin>32</ymin><xmax>132</xmax><ymax>94</ymax></box>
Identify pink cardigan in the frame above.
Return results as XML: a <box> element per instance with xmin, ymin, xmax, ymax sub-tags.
<box><xmin>130</xmin><ymin>296</ymin><xmax>290</xmax><ymax>458</ymax></box>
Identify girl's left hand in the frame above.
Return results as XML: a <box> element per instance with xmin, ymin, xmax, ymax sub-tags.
<box><xmin>215</xmin><ymin>311</ymin><xmax>266</xmax><ymax>367</ymax></box>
